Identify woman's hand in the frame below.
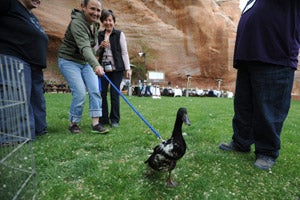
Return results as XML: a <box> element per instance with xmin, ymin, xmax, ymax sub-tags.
<box><xmin>125</xmin><ymin>69</ymin><xmax>132</xmax><ymax>79</ymax></box>
<box><xmin>94</xmin><ymin>65</ymin><xmax>105</xmax><ymax>76</ymax></box>
<box><xmin>100</xmin><ymin>40</ymin><xmax>110</xmax><ymax>49</ymax></box>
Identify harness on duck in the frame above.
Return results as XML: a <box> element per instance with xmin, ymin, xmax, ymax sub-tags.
<box><xmin>103</xmin><ymin>74</ymin><xmax>164</xmax><ymax>141</ymax></box>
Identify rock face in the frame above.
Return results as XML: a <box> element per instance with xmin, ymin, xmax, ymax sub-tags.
<box><xmin>34</xmin><ymin>0</ymin><xmax>300</xmax><ymax>93</ymax></box>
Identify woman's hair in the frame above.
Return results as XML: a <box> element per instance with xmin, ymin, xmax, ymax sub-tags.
<box><xmin>82</xmin><ymin>0</ymin><xmax>101</xmax><ymax>7</ymax></box>
<box><xmin>100</xmin><ymin>9</ymin><xmax>116</xmax><ymax>23</ymax></box>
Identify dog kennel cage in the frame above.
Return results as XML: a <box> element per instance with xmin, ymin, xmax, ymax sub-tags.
<box><xmin>0</xmin><ymin>55</ymin><xmax>37</xmax><ymax>199</ymax></box>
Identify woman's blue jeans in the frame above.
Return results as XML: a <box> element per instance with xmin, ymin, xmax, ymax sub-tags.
<box><xmin>58</xmin><ymin>58</ymin><xmax>102</xmax><ymax>123</ymax></box>
<box><xmin>232</xmin><ymin>62</ymin><xmax>295</xmax><ymax>159</ymax></box>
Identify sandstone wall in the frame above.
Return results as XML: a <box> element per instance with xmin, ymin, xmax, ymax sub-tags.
<box><xmin>34</xmin><ymin>0</ymin><xmax>300</xmax><ymax>94</ymax></box>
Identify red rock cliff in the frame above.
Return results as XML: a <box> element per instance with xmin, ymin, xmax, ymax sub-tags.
<box><xmin>34</xmin><ymin>0</ymin><xmax>300</xmax><ymax>93</ymax></box>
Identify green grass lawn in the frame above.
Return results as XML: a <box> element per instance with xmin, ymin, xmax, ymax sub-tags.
<box><xmin>34</xmin><ymin>93</ymin><xmax>300</xmax><ymax>200</ymax></box>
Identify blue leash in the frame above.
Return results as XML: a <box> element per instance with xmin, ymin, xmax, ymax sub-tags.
<box><xmin>103</xmin><ymin>74</ymin><xmax>163</xmax><ymax>141</ymax></box>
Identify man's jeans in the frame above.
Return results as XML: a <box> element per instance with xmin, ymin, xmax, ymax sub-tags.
<box><xmin>232</xmin><ymin>62</ymin><xmax>295</xmax><ymax>159</ymax></box>
<box><xmin>58</xmin><ymin>58</ymin><xmax>102</xmax><ymax>123</ymax></box>
<box><xmin>0</xmin><ymin>54</ymin><xmax>46</xmax><ymax>142</ymax></box>
<box><xmin>29</xmin><ymin>66</ymin><xmax>47</xmax><ymax>135</ymax></box>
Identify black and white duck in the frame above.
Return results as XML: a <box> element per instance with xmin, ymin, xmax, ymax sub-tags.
<box><xmin>144</xmin><ymin>107</ymin><xmax>191</xmax><ymax>187</ymax></box>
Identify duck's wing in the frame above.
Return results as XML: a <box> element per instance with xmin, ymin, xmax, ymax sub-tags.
<box><xmin>144</xmin><ymin>142</ymin><xmax>167</xmax><ymax>164</ymax></box>
<box><xmin>145</xmin><ymin>141</ymin><xmax>173</xmax><ymax>172</ymax></box>
<box><xmin>169</xmin><ymin>140</ymin><xmax>186</xmax><ymax>160</ymax></box>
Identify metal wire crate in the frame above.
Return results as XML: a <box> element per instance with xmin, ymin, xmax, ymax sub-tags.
<box><xmin>0</xmin><ymin>55</ymin><xmax>37</xmax><ymax>199</ymax></box>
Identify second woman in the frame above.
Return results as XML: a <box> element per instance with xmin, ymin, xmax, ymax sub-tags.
<box><xmin>98</xmin><ymin>9</ymin><xmax>131</xmax><ymax>128</ymax></box>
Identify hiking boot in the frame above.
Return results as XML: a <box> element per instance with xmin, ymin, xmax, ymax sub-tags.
<box><xmin>91</xmin><ymin>123</ymin><xmax>109</xmax><ymax>134</ymax></box>
<box><xmin>254</xmin><ymin>155</ymin><xmax>275</xmax><ymax>170</ymax></box>
<box><xmin>219</xmin><ymin>141</ymin><xmax>250</xmax><ymax>153</ymax></box>
<box><xmin>69</xmin><ymin>124</ymin><xmax>81</xmax><ymax>134</ymax></box>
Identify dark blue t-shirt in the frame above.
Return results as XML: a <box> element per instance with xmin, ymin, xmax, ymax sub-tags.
<box><xmin>234</xmin><ymin>0</ymin><xmax>300</xmax><ymax>69</ymax></box>
<box><xmin>0</xmin><ymin>0</ymin><xmax>48</xmax><ymax>68</ymax></box>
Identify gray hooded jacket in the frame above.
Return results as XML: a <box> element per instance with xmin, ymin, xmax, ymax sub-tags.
<box><xmin>58</xmin><ymin>9</ymin><xmax>100</xmax><ymax>68</ymax></box>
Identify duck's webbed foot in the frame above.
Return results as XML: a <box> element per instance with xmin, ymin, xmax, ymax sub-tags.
<box><xmin>167</xmin><ymin>179</ymin><xmax>178</xmax><ymax>187</ymax></box>
<box><xmin>166</xmin><ymin>172</ymin><xmax>178</xmax><ymax>187</ymax></box>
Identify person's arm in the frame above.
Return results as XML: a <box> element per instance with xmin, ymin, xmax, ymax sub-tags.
<box><xmin>1</xmin><ymin>0</ymin><xmax>12</xmax><ymax>13</ymax></box>
<box><xmin>120</xmin><ymin>32</ymin><xmax>131</xmax><ymax>78</ymax></box>
<box><xmin>70</xmin><ymin>20</ymin><xmax>101</xmax><ymax>69</ymax></box>
<box><xmin>70</xmin><ymin>20</ymin><xmax>104</xmax><ymax>76</ymax></box>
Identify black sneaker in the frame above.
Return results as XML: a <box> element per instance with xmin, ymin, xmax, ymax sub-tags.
<box><xmin>219</xmin><ymin>141</ymin><xmax>250</xmax><ymax>153</ymax></box>
<box><xmin>68</xmin><ymin>124</ymin><xmax>81</xmax><ymax>134</ymax></box>
<box><xmin>36</xmin><ymin>128</ymin><xmax>48</xmax><ymax>136</ymax></box>
<box><xmin>91</xmin><ymin>123</ymin><xmax>109</xmax><ymax>134</ymax></box>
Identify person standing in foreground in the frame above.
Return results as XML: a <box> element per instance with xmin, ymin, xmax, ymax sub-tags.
<box><xmin>98</xmin><ymin>9</ymin><xmax>131</xmax><ymax>128</ymax></box>
<box><xmin>58</xmin><ymin>0</ymin><xmax>108</xmax><ymax>134</ymax></box>
<box><xmin>0</xmin><ymin>0</ymin><xmax>49</xmax><ymax>140</ymax></box>
<box><xmin>219</xmin><ymin>0</ymin><xmax>300</xmax><ymax>170</ymax></box>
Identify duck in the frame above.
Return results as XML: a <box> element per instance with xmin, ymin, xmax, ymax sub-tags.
<box><xmin>144</xmin><ymin>107</ymin><xmax>191</xmax><ymax>187</ymax></box>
